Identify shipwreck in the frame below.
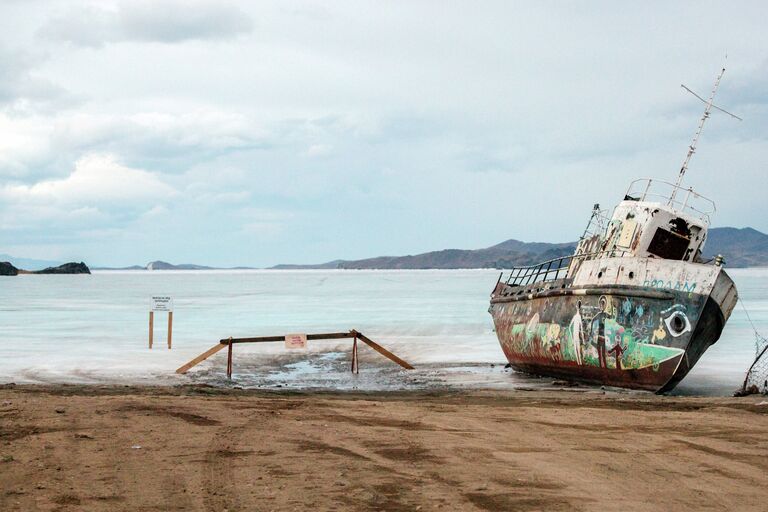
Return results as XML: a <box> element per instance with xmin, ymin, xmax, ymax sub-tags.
<box><xmin>489</xmin><ymin>68</ymin><xmax>740</xmax><ymax>392</ymax></box>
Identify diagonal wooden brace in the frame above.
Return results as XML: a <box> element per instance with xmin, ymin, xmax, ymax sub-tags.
<box><xmin>354</xmin><ymin>331</ymin><xmax>414</xmax><ymax>370</ymax></box>
<box><xmin>175</xmin><ymin>342</ymin><xmax>227</xmax><ymax>374</ymax></box>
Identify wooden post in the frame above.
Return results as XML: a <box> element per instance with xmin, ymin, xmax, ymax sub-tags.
<box><xmin>148</xmin><ymin>311</ymin><xmax>154</xmax><ymax>349</ymax></box>
<box><xmin>167</xmin><ymin>311</ymin><xmax>173</xmax><ymax>349</ymax></box>
<box><xmin>226</xmin><ymin>339</ymin><xmax>234</xmax><ymax>379</ymax></box>
<box><xmin>351</xmin><ymin>336</ymin><xmax>359</xmax><ymax>374</ymax></box>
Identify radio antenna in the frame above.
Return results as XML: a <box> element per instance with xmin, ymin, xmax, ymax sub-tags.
<box><xmin>670</xmin><ymin>66</ymin><xmax>741</xmax><ymax>205</ymax></box>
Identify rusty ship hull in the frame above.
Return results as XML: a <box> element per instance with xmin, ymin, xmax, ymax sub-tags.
<box><xmin>490</xmin><ymin>256</ymin><xmax>738</xmax><ymax>393</ymax></box>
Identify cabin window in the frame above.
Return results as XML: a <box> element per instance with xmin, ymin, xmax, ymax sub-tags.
<box><xmin>647</xmin><ymin>228</ymin><xmax>689</xmax><ymax>260</ymax></box>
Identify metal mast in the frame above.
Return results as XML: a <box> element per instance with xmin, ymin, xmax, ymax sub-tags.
<box><xmin>670</xmin><ymin>67</ymin><xmax>741</xmax><ymax>205</ymax></box>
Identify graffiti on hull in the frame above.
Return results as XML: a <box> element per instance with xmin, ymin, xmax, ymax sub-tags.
<box><xmin>492</xmin><ymin>294</ymin><xmax>697</xmax><ymax>372</ymax></box>
<box><xmin>643</xmin><ymin>279</ymin><xmax>697</xmax><ymax>293</ymax></box>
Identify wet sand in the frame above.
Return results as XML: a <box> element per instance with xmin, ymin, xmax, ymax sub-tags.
<box><xmin>1</xmin><ymin>385</ymin><xmax>768</xmax><ymax>511</ymax></box>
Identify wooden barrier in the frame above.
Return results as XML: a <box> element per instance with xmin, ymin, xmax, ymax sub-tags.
<box><xmin>175</xmin><ymin>329</ymin><xmax>414</xmax><ymax>378</ymax></box>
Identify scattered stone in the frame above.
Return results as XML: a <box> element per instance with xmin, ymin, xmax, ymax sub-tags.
<box><xmin>55</xmin><ymin>409</ymin><xmax>65</xmax><ymax>414</ymax></box>
<box><xmin>1</xmin><ymin>455</ymin><xmax>14</xmax><ymax>462</ymax></box>
<box><xmin>74</xmin><ymin>433</ymin><xmax>94</xmax><ymax>440</ymax></box>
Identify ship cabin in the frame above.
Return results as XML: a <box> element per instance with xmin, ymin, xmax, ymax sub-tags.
<box><xmin>585</xmin><ymin>178</ymin><xmax>714</xmax><ymax>264</ymax></box>
<box><xmin>493</xmin><ymin>178</ymin><xmax>716</xmax><ymax>295</ymax></box>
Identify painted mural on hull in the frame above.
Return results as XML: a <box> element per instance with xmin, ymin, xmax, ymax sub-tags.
<box><xmin>490</xmin><ymin>291</ymin><xmax>706</xmax><ymax>387</ymax></box>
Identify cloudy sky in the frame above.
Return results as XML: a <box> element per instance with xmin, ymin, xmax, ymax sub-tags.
<box><xmin>0</xmin><ymin>1</ymin><xmax>766</xmax><ymax>267</ymax></box>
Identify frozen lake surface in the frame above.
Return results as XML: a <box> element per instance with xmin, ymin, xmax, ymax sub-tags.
<box><xmin>0</xmin><ymin>268</ymin><xmax>765</xmax><ymax>395</ymax></box>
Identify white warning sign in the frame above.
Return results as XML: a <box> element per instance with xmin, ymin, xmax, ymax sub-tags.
<box><xmin>150</xmin><ymin>296</ymin><xmax>173</xmax><ymax>312</ymax></box>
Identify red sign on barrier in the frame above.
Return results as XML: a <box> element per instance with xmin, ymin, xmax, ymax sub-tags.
<box><xmin>284</xmin><ymin>333</ymin><xmax>307</xmax><ymax>349</ymax></box>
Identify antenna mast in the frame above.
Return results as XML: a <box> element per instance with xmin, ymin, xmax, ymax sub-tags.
<box><xmin>670</xmin><ymin>67</ymin><xmax>741</xmax><ymax>204</ymax></box>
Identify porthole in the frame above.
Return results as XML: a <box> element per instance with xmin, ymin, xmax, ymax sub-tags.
<box><xmin>664</xmin><ymin>311</ymin><xmax>691</xmax><ymax>337</ymax></box>
<box><xmin>628</xmin><ymin>271</ymin><xmax>635</xmax><ymax>279</ymax></box>
<box><xmin>597</xmin><ymin>271</ymin><xmax>603</xmax><ymax>278</ymax></box>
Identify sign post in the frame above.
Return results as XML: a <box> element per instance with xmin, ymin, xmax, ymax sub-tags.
<box><xmin>149</xmin><ymin>296</ymin><xmax>174</xmax><ymax>349</ymax></box>
<box><xmin>149</xmin><ymin>311</ymin><xmax>154</xmax><ymax>349</ymax></box>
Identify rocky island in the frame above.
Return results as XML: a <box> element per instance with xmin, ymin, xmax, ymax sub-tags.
<box><xmin>0</xmin><ymin>261</ymin><xmax>19</xmax><ymax>276</ymax></box>
<box><xmin>33</xmin><ymin>262</ymin><xmax>91</xmax><ymax>274</ymax></box>
<box><xmin>0</xmin><ymin>261</ymin><xmax>91</xmax><ymax>276</ymax></box>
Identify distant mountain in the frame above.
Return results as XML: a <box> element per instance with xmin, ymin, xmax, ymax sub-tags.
<box><xmin>91</xmin><ymin>261</ymin><xmax>257</xmax><ymax>270</ymax></box>
<box><xmin>270</xmin><ymin>227</ymin><xmax>768</xmax><ymax>269</ymax></box>
<box><xmin>0</xmin><ymin>254</ymin><xmax>62</xmax><ymax>271</ymax></box>
<box><xmin>271</xmin><ymin>240</ymin><xmax>577</xmax><ymax>270</ymax></box>
<box><xmin>145</xmin><ymin>261</ymin><xmax>213</xmax><ymax>270</ymax></box>
<box><xmin>92</xmin><ymin>261</ymin><xmax>213</xmax><ymax>270</ymax></box>
<box><xmin>9</xmin><ymin>226</ymin><xmax>762</xmax><ymax>274</ymax></box>
<box><xmin>271</xmin><ymin>260</ymin><xmax>348</xmax><ymax>270</ymax></box>
<box><xmin>91</xmin><ymin>265</ymin><xmax>146</xmax><ymax>270</ymax></box>
<box><xmin>704</xmin><ymin>227</ymin><xmax>768</xmax><ymax>267</ymax></box>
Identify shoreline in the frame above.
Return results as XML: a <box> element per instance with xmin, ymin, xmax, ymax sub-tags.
<box><xmin>2</xmin><ymin>384</ymin><xmax>768</xmax><ymax>511</ymax></box>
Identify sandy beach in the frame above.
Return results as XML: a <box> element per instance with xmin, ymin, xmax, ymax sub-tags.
<box><xmin>0</xmin><ymin>385</ymin><xmax>767</xmax><ymax>511</ymax></box>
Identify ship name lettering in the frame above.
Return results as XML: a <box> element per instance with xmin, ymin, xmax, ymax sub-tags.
<box><xmin>642</xmin><ymin>279</ymin><xmax>696</xmax><ymax>293</ymax></box>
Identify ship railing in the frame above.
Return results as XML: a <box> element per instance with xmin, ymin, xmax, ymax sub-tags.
<box><xmin>624</xmin><ymin>178</ymin><xmax>716</xmax><ymax>223</ymax></box>
<box><xmin>500</xmin><ymin>250</ymin><xmax>628</xmax><ymax>288</ymax></box>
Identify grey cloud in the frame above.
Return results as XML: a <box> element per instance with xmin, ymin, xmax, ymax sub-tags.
<box><xmin>39</xmin><ymin>0</ymin><xmax>253</xmax><ymax>47</ymax></box>
<box><xmin>0</xmin><ymin>46</ymin><xmax>77</xmax><ymax>111</ymax></box>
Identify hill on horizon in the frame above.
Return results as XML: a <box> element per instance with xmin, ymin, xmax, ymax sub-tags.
<box><xmin>272</xmin><ymin>226</ymin><xmax>768</xmax><ymax>270</ymax></box>
<box><xmin>703</xmin><ymin>227</ymin><xmax>768</xmax><ymax>267</ymax></box>
<box><xmin>5</xmin><ymin>227</ymin><xmax>766</xmax><ymax>271</ymax></box>
<box><xmin>271</xmin><ymin>239</ymin><xmax>578</xmax><ymax>270</ymax></box>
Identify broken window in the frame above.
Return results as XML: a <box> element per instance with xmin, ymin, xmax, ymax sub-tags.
<box><xmin>647</xmin><ymin>228</ymin><xmax>689</xmax><ymax>260</ymax></box>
